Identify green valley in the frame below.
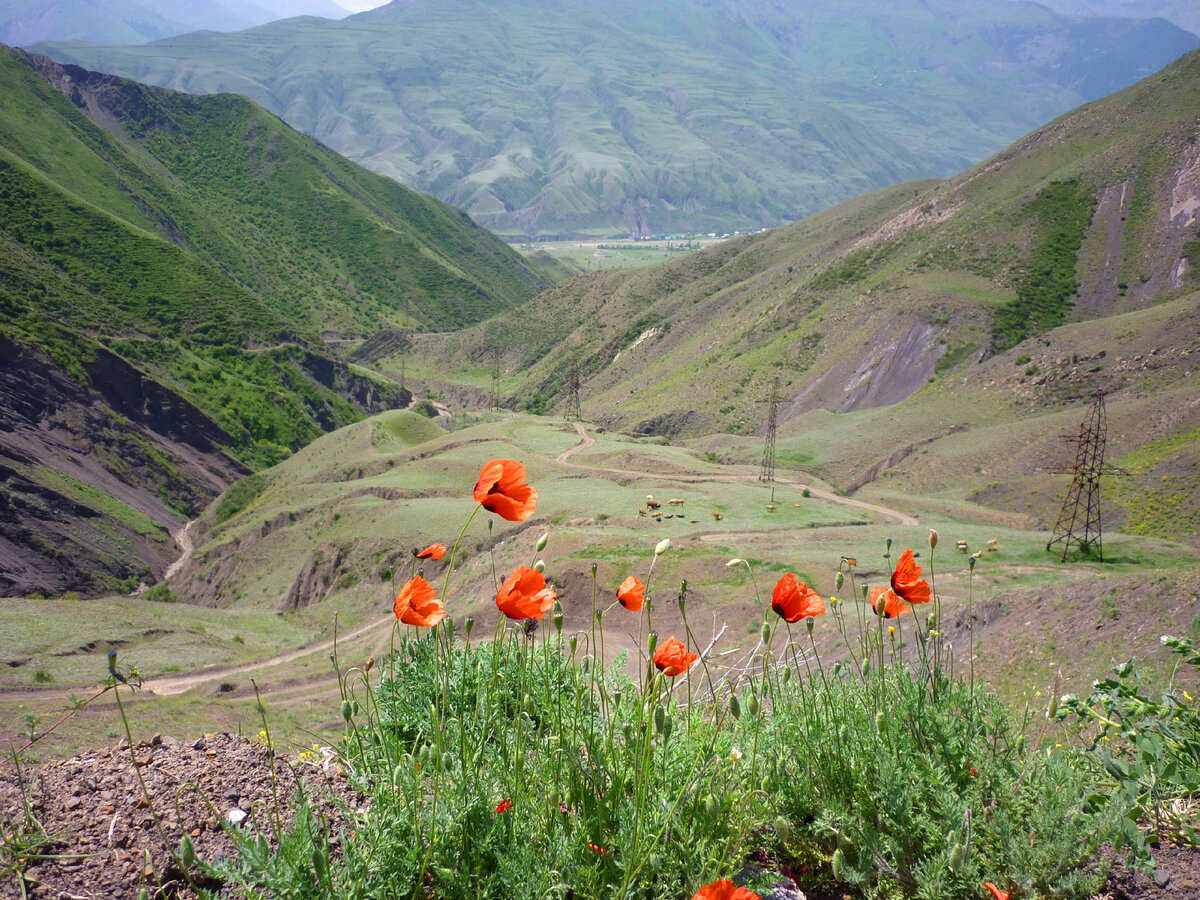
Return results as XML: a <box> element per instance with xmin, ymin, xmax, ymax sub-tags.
<box><xmin>35</xmin><ymin>0</ymin><xmax>1199</xmax><ymax>238</ymax></box>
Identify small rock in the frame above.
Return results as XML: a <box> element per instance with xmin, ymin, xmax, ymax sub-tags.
<box><xmin>150</xmin><ymin>733</ymin><xmax>162</xmax><ymax>746</ymax></box>
<box><xmin>225</xmin><ymin>808</ymin><xmax>248</xmax><ymax>826</ymax></box>
<box><xmin>1155</xmin><ymin>869</ymin><xmax>1171</xmax><ymax>888</ymax></box>
<box><xmin>115</xmin><ymin>738</ymin><xmax>129</xmax><ymax>751</ymax></box>
<box><xmin>161</xmin><ymin>735</ymin><xmax>180</xmax><ymax>747</ymax></box>
<box><xmin>191</xmin><ymin>738</ymin><xmax>206</xmax><ymax>751</ymax></box>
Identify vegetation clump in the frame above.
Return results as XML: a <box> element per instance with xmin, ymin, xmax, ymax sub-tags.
<box><xmin>991</xmin><ymin>180</ymin><xmax>1097</xmax><ymax>353</ymax></box>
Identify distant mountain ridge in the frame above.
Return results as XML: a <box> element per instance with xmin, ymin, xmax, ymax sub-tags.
<box><xmin>0</xmin><ymin>0</ymin><xmax>349</xmax><ymax>47</ymax></box>
<box><xmin>0</xmin><ymin>46</ymin><xmax>546</xmax><ymax>597</ymax></box>
<box><xmin>36</xmin><ymin>0</ymin><xmax>1200</xmax><ymax>238</ymax></box>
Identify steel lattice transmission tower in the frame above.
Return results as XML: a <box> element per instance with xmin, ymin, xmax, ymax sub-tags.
<box><xmin>564</xmin><ymin>364</ymin><xmax>582</xmax><ymax>420</ymax></box>
<box><xmin>758</xmin><ymin>376</ymin><xmax>780</xmax><ymax>495</ymax></box>
<box><xmin>1046</xmin><ymin>392</ymin><xmax>1128</xmax><ymax>561</ymax></box>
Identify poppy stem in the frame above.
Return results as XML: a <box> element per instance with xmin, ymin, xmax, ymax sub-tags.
<box><xmin>440</xmin><ymin>502</ymin><xmax>482</xmax><ymax>609</ymax></box>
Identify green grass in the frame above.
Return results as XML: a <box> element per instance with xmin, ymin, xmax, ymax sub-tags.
<box><xmin>28</xmin><ymin>466</ymin><xmax>166</xmax><ymax>539</ymax></box>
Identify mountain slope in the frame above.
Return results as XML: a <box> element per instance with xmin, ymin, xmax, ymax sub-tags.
<box><xmin>0</xmin><ymin>47</ymin><xmax>545</xmax><ymax>597</ymax></box>
<box><xmin>407</xmin><ymin>48</ymin><xmax>1200</xmax><ymax>542</ymax></box>
<box><xmin>35</xmin><ymin>0</ymin><xmax>1199</xmax><ymax>239</ymax></box>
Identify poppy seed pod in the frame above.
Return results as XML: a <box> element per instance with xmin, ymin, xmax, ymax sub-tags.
<box><xmin>590</xmin><ymin>562</ymin><xmax>598</xmax><ymax>576</ymax></box>
<box><xmin>464</xmin><ymin>616</ymin><xmax>475</xmax><ymax>638</ymax></box>
<box><xmin>647</xmin><ymin>630</ymin><xmax>658</xmax><ymax>656</ymax></box>
<box><xmin>553</xmin><ymin>609</ymin><xmax>563</xmax><ymax>634</ymax></box>
<box><xmin>536</xmin><ymin>532</ymin><xmax>549</xmax><ymax>552</ymax></box>
<box><xmin>806</xmin><ymin>616</ymin><xmax>815</xmax><ymax>633</ymax></box>
<box><xmin>533</xmin><ymin>559</ymin><xmax>545</xmax><ymax>572</ymax></box>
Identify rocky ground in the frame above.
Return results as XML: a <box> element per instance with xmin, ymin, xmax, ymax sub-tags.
<box><xmin>2</xmin><ymin>732</ymin><xmax>1198</xmax><ymax>899</ymax></box>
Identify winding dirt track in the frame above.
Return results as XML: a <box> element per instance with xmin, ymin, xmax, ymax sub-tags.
<box><xmin>6</xmin><ymin>422</ymin><xmax>915</xmax><ymax>702</ymax></box>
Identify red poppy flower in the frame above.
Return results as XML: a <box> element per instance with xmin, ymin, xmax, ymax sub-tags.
<box><xmin>416</xmin><ymin>542</ymin><xmax>447</xmax><ymax>560</ymax></box>
<box><xmin>393</xmin><ymin>576</ymin><xmax>445</xmax><ymax>627</ymax></box>
<box><xmin>891</xmin><ymin>548</ymin><xmax>932</xmax><ymax>604</ymax></box>
<box><xmin>692</xmin><ymin>879</ymin><xmax>761</xmax><ymax>900</ymax></box>
<box><xmin>771</xmin><ymin>573</ymin><xmax>825</xmax><ymax>623</ymax></box>
<box><xmin>473</xmin><ymin>459</ymin><xmax>538</xmax><ymax>522</ymax></box>
<box><xmin>494</xmin><ymin>798</ymin><xmax>512</xmax><ymax>813</ymax></box>
<box><xmin>617</xmin><ymin>575</ymin><xmax>645</xmax><ymax>611</ymax></box>
<box><xmin>982</xmin><ymin>883</ymin><xmax>1009</xmax><ymax>900</ymax></box>
<box><xmin>870</xmin><ymin>586</ymin><xmax>911</xmax><ymax>619</ymax></box>
<box><xmin>495</xmin><ymin>566</ymin><xmax>557</xmax><ymax>620</ymax></box>
<box><xmin>653</xmin><ymin>635</ymin><xmax>698</xmax><ymax>677</ymax></box>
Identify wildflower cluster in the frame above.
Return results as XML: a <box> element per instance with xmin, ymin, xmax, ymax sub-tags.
<box><xmin>207</xmin><ymin>459</ymin><xmax>1125</xmax><ymax>900</ymax></box>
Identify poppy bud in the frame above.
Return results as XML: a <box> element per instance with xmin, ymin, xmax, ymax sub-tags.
<box><xmin>590</xmin><ymin>562</ymin><xmax>598</xmax><ymax>576</ymax></box>
<box><xmin>861</xmin><ymin>583</ymin><xmax>869</xmax><ymax>600</ymax></box>
<box><xmin>1047</xmin><ymin>693</ymin><xmax>1059</xmax><ymax>719</ymax></box>
<box><xmin>774</xmin><ymin>816</ymin><xmax>791</xmax><ymax>842</ymax></box>
<box><xmin>654</xmin><ymin>705</ymin><xmax>666</xmax><ymax>734</ymax></box>
<box><xmin>969</xmin><ymin>556</ymin><xmax>977</xmax><ymax>570</ymax></box>
<box><xmin>747</xmin><ymin>691</ymin><xmax>761</xmax><ymax>718</ymax></box>
<box><xmin>533</xmin><ymin>559</ymin><xmax>545</xmax><ymax>573</ymax></box>
<box><xmin>662</xmin><ymin>716</ymin><xmax>673</xmax><ymax>740</ymax></box>
<box><xmin>464</xmin><ymin>616</ymin><xmax>475</xmax><ymax>638</ymax></box>
<box><xmin>655</xmin><ymin>538</ymin><xmax>671</xmax><ymax>556</ymax></box>
<box><xmin>836</xmin><ymin>571</ymin><xmax>844</xmax><ymax>590</ymax></box>
<box><xmin>569</xmin><ymin>634</ymin><xmax>578</xmax><ymax>654</ymax></box>
<box><xmin>729</xmin><ymin>694</ymin><xmax>741</xmax><ymax>720</ymax></box>
<box><xmin>312</xmin><ymin>848</ymin><xmax>328</xmax><ymax>880</ymax></box>
<box><xmin>612</xmin><ymin>689</ymin><xmax>622</xmax><ymax>706</ymax></box>
<box><xmin>365</xmin><ymin>656</ymin><xmax>375</xmax><ymax>673</ymax></box>
<box><xmin>782</xmin><ymin>664</ymin><xmax>792</xmax><ymax>683</ymax></box>
<box><xmin>180</xmin><ymin>834</ymin><xmax>195</xmax><ymax>870</ymax></box>
<box><xmin>647</xmin><ymin>630</ymin><xmax>658</xmax><ymax>656</ymax></box>
<box><xmin>341</xmin><ymin>700</ymin><xmax>353</xmax><ymax>722</ymax></box>
<box><xmin>139</xmin><ymin>891</ymin><xmax>150</xmax><ymax>900</ymax></box>
<box><xmin>806</xmin><ymin>617</ymin><xmax>815</xmax><ymax>634</ymax></box>
<box><xmin>536</xmin><ymin>532</ymin><xmax>549</xmax><ymax>551</ymax></box>
<box><xmin>761</xmin><ymin>622</ymin><xmax>772</xmax><ymax>643</ymax></box>
<box><xmin>929</xmin><ymin>529</ymin><xmax>938</xmax><ymax>550</ymax></box>
<box><xmin>948</xmin><ymin>842</ymin><xmax>965</xmax><ymax>873</ymax></box>
<box><xmin>832</xmin><ymin>848</ymin><xmax>845</xmax><ymax>882</ymax></box>
<box><xmin>886</xmin><ymin>538</ymin><xmax>892</xmax><ymax>550</ymax></box>
<box><xmin>726</xmin><ymin>558</ymin><xmax>745</xmax><ymax>567</ymax></box>
<box><xmin>353</xmin><ymin>700</ymin><xmax>360</xmax><ymax>716</ymax></box>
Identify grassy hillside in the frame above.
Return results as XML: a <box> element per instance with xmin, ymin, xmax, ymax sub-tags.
<box><xmin>36</xmin><ymin>0</ymin><xmax>1198</xmax><ymax>239</ymax></box>
<box><xmin>403</xmin><ymin>48</ymin><xmax>1200</xmax><ymax>545</ymax></box>
<box><xmin>0</xmin><ymin>47</ymin><xmax>547</xmax><ymax>597</ymax></box>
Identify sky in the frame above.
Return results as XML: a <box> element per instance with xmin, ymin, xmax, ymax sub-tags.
<box><xmin>335</xmin><ymin>0</ymin><xmax>390</xmax><ymax>10</ymax></box>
